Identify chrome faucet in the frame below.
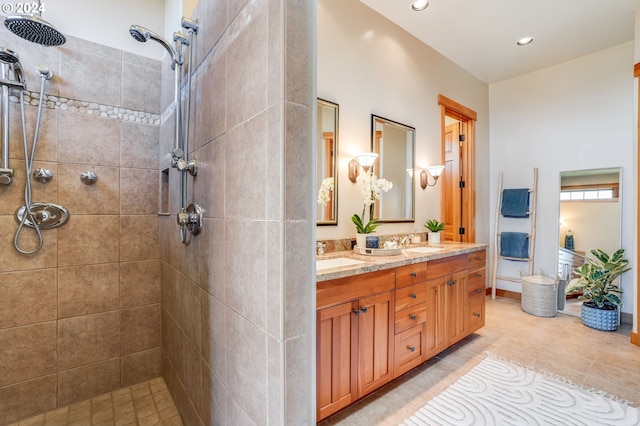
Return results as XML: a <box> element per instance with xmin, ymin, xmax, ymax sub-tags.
<box><xmin>316</xmin><ymin>241</ymin><xmax>326</xmax><ymax>256</ymax></box>
<box><xmin>400</xmin><ymin>234</ymin><xmax>415</xmax><ymax>247</ymax></box>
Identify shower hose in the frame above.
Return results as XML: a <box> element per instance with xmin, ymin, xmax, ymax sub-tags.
<box><xmin>14</xmin><ymin>72</ymin><xmax>48</xmax><ymax>254</ymax></box>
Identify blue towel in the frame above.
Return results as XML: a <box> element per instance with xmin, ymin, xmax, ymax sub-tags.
<box><xmin>500</xmin><ymin>232</ymin><xmax>529</xmax><ymax>259</ymax></box>
<box><xmin>501</xmin><ymin>188</ymin><xmax>530</xmax><ymax>218</ymax></box>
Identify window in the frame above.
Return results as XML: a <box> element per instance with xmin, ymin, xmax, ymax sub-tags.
<box><xmin>560</xmin><ymin>184</ymin><xmax>618</xmax><ymax>201</ymax></box>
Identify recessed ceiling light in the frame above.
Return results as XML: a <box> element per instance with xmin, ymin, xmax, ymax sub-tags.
<box><xmin>411</xmin><ymin>0</ymin><xmax>429</xmax><ymax>11</ymax></box>
<box><xmin>516</xmin><ymin>37</ymin><xmax>534</xmax><ymax>46</ymax></box>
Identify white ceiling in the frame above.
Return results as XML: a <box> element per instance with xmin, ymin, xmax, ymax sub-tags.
<box><xmin>359</xmin><ymin>0</ymin><xmax>638</xmax><ymax>84</ymax></box>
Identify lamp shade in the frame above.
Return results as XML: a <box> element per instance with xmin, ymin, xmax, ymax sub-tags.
<box><xmin>355</xmin><ymin>153</ymin><xmax>378</xmax><ymax>169</ymax></box>
<box><xmin>426</xmin><ymin>165</ymin><xmax>445</xmax><ymax>177</ymax></box>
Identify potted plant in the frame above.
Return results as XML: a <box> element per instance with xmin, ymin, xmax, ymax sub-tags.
<box><xmin>351</xmin><ymin>172</ymin><xmax>392</xmax><ymax>248</ymax></box>
<box><xmin>565</xmin><ymin>248</ymin><xmax>631</xmax><ymax>331</ymax></box>
<box><xmin>424</xmin><ymin>219</ymin><xmax>445</xmax><ymax>244</ymax></box>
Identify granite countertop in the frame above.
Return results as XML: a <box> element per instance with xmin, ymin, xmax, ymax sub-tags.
<box><xmin>316</xmin><ymin>242</ymin><xmax>488</xmax><ymax>282</ymax></box>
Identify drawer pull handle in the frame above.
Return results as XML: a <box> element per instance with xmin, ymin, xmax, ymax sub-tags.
<box><xmin>410</xmin><ymin>293</ymin><xmax>417</xmax><ymax>299</ymax></box>
<box><xmin>473</xmin><ymin>312</ymin><xmax>481</xmax><ymax>318</ymax></box>
<box><xmin>475</xmin><ymin>256</ymin><xmax>483</xmax><ymax>261</ymax></box>
<box><xmin>410</xmin><ymin>315</ymin><xmax>417</xmax><ymax>321</ymax></box>
<box><xmin>408</xmin><ymin>345</ymin><xmax>415</xmax><ymax>352</ymax></box>
<box><xmin>475</xmin><ymin>288</ymin><xmax>483</xmax><ymax>294</ymax></box>
<box><xmin>411</xmin><ymin>272</ymin><xmax>418</xmax><ymax>277</ymax></box>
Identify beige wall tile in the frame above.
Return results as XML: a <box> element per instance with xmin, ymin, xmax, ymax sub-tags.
<box><xmin>57</xmin><ymin>215</ymin><xmax>119</xmax><ymax>267</ymax></box>
<box><xmin>57</xmin><ymin>113</ymin><xmax>121</xmax><ymax>167</ymax></box>
<box><xmin>58</xmin><ymin>311</ymin><xmax>120</xmax><ymax>371</ymax></box>
<box><xmin>58</xmin><ymin>263</ymin><xmax>119</xmax><ymax>318</ymax></box>
<box><xmin>120</xmin><ymin>168</ymin><xmax>159</xmax><ymax>215</ymax></box>
<box><xmin>200</xmin><ymin>292</ymin><xmax>226</xmax><ymax>383</ymax></box>
<box><xmin>121</xmin><ymin>62</ymin><xmax>161</xmax><ymax>113</ymax></box>
<box><xmin>120</xmin><ymin>305</ymin><xmax>161</xmax><ymax>355</ymax></box>
<box><xmin>119</xmin><ymin>215</ymin><xmax>159</xmax><ymax>261</ymax></box>
<box><xmin>59</xmin><ymin>47</ymin><xmax>122</xmax><ymax>106</ymax></box>
<box><xmin>0</xmin><ymin>374</ymin><xmax>57</xmax><ymax>425</ymax></box>
<box><xmin>192</xmin><ymin>138</ymin><xmax>225</xmax><ymax>220</ymax></box>
<box><xmin>120</xmin><ymin>348</ymin><xmax>162</xmax><ymax>388</ymax></box>
<box><xmin>0</xmin><ymin>216</ymin><xmax>57</xmax><ymax>272</ymax></box>
<box><xmin>57</xmin><ymin>164</ymin><xmax>119</xmax><ymax>215</ymax></box>
<box><xmin>196</xmin><ymin>218</ymin><xmax>224</xmax><ymax>299</ymax></box>
<box><xmin>0</xmin><ymin>269</ymin><xmax>57</xmax><ymax>329</ymax></box>
<box><xmin>57</xmin><ymin>358</ymin><xmax>121</xmax><ymax>407</ymax></box>
<box><xmin>193</xmin><ymin>0</ymin><xmax>227</xmax><ymax>69</ymax></box>
<box><xmin>120</xmin><ymin>259</ymin><xmax>161</xmax><ymax>308</ymax></box>
<box><xmin>121</xmin><ymin>121</ymin><xmax>159</xmax><ymax>169</ymax></box>
<box><xmin>283</xmin><ymin>0</ymin><xmax>311</xmax><ymax>104</ymax></box>
<box><xmin>284</xmin><ymin>102</ymin><xmax>311</xmax><ymax>220</ymax></box>
<box><xmin>0</xmin><ymin>322</ymin><xmax>57</xmax><ymax>387</ymax></box>
<box><xmin>194</xmin><ymin>53</ymin><xmax>226</xmax><ymax>151</ymax></box>
<box><xmin>8</xmin><ymin>103</ymin><xmax>58</xmax><ymax>163</ymax></box>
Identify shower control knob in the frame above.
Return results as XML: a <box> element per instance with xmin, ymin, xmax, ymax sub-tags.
<box><xmin>34</xmin><ymin>168</ymin><xmax>53</xmax><ymax>183</ymax></box>
<box><xmin>80</xmin><ymin>171</ymin><xmax>97</xmax><ymax>185</ymax></box>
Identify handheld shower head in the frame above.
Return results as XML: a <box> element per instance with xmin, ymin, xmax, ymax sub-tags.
<box><xmin>129</xmin><ymin>24</ymin><xmax>181</xmax><ymax>67</ymax></box>
<box><xmin>0</xmin><ymin>47</ymin><xmax>19</xmax><ymax>64</ymax></box>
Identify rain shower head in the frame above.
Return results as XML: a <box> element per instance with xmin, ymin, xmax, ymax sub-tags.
<box><xmin>129</xmin><ymin>24</ymin><xmax>181</xmax><ymax>66</ymax></box>
<box><xmin>4</xmin><ymin>14</ymin><xmax>66</xmax><ymax>46</ymax></box>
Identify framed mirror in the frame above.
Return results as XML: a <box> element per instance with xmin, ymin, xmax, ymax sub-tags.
<box><xmin>557</xmin><ymin>167</ymin><xmax>621</xmax><ymax>315</ymax></box>
<box><xmin>371</xmin><ymin>115</ymin><xmax>415</xmax><ymax>222</ymax></box>
<box><xmin>316</xmin><ymin>99</ymin><xmax>339</xmax><ymax>225</ymax></box>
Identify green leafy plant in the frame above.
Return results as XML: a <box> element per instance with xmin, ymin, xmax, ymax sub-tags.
<box><xmin>424</xmin><ymin>219</ymin><xmax>445</xmax><ymax>233</ymax></box>
<box><xmin>351</xmin><ymin>213</ymin><xmax>379</xmax><ymax>234</ymax></box>
<box><xmin>565</xmin><ymin>248</ymin><xmax>631</xmax><ymax>309</ymax></box>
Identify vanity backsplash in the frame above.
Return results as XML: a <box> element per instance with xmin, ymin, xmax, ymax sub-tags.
<box><xmin>317</xmin><ymin>232</ymin><xmax>429</xmax><ymax>254</ymax></box>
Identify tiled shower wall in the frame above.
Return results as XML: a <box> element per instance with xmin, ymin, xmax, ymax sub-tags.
<box><xmin>0</xmin><ymin>34</ymin><xmax>162</xmax><ymax>424</ymax></box>
<box><xmin>159</xmin><ymin>0</ymin><xmax>314</xmax><ymax>424</ymax></box>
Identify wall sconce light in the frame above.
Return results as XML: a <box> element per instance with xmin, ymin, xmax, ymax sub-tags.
<box><xmin>420</xmin><ymin>165</ymin><xmax>445</xmax><ymax>189</ymax></box>
<box><xmin>348</xmin><ymin>153</ymin><xmax>379</xmax><ymax>183</ymax></box>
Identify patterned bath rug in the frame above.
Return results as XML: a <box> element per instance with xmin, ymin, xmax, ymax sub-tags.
<box><xmin>401</xmin><ymin>352</ymin><xmax>640</xmax><ymax>426</ymax></box>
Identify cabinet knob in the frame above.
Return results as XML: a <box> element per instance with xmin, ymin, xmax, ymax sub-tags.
<box><xmin>354</xmin><ymin>309</ymin><xmax>360</xmax><ymax>316</ymax></box>
<box><xmin>411</xmin><ymin>272</ymin><xmax>417</xmax><ymax>277</ymax></box>
<box><xmin>410</xmin><ymin>293</ymin><xmax>417</xmax><ymax>299</ymax></box>
<box><xmin>410</xmin><ymin>314</ymin><xmax>417</xmax><ymax>321</ymax></box>
<box><xmin>473</xmin><ymin>312</ymin><xmax>481</xmax><ymax>318</ymax></box>
<box><xmin>475</xmin><ymin>288</ymin><xmax>483</xmax><ymax>294</ymax></box>
<box><xmin>408</xmin><ymin>345</ymin><xmax>415</xmax><ymax>352</ymax></box>
<box><xmin>475</xmin><ymin>256</ymin><xmax>483</xmax><ymax>261</ymax></box>
<box><xmin>447</xmin><ymin>280</ymin><xmax>456</xmax><ymax>286</ymax></box>
<box><xmin>476</xmin><ymin>272</ymin><xmax>483</xmax><ymax>277</ymax></box>
<box><xmin>361</xmin><ymin>306</ymin><xmax>368</xmax><ymax>313</ymax></box>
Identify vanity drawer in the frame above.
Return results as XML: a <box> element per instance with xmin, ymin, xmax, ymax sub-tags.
<box><xmin>426</xmin><ymin>254</ymin><xmax>467</xmax><ymax>279</ymax></box>
<box><xmin>467</xmin><ymin>298</ymin><xmax>485</xmax><ymax>333</ymax></box>
<box><xmin>396</xmin><ymin>263</ymin><xmax>427</xmax><ymax>289</ymax></box>
<box><xmin>395</xmin><ymin>283</ymin><xmax>427</xmax><ymax>312</ymax></box>
<box><xmin>395</xmin><ymin>304</ymin><xmax>426</xmax><ymax>334</ymax></box>
<box><xmin>317</xmin><ymin>269</ymin><xmax>395</xmax><ymax>310</ymax></box>
<box><xmin>394</xmin><ymin>323</ymin><xmax>426</xmax><ymax>377</ymax></box>
<box><xmin>467</xmin><ymin>268</ymin><xmax>486</xmax><ymax>301</ymax></box>
<box><xmin>468</xmin><ymin>249</ymin><xmax>487</xmax><ymax>269</ymax></box>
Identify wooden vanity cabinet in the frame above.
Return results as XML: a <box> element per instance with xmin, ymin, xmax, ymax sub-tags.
<box><xmin>316</xmin><ymin>270</ymin><xmax>395</xmax><ymax>421</ymax></box>
<box><xmin>466</xmin><ymin>249</ymin><xmax>487</xmax><ymax>333</ymax></box>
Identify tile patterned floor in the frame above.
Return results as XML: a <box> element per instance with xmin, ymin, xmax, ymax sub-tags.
<box><xmin>9</xmin><ymin>377</ymin><xmax>182</xmax><ymax>426</ymax></box>
<box><xmin>320</xmin><ymin>296</ymin><xmax>640</xmax><ymax>425</ymax></box>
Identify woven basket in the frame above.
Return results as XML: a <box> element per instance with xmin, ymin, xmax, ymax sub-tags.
<box><xmin>521</xmin><ymin>275</ymin><xmax>558</xmax><ymax>317</ymax></box>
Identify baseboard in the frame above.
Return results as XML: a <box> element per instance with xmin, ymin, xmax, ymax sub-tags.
<box><xmin>492</xmin><ymin>289</ymin><xmax>521</xmax><ymax>301</ymax></box>
<box><xmin>631</xmin><ymin>331</ymin><xmax>638</xmax><ymax>346</ymax></box>
<box><xmin>620</xmin><ymin>311</ymin><xmax>632</xmax><ymax>325</ymax></box>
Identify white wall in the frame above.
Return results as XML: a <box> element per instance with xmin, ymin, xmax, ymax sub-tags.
<box><xmin>317</xmin><ymin>0</ymin><xmax>490</xmax><ymax>242</ymax></box>
<box><xmin>489</xmin><ymin>42</ymin><xmax>635</xmax><ymax>313</ymax></box>
<box><xmin>559</xmin><ymin>201</ymin><xmax>620</xmax><ymax>255</ymax></box>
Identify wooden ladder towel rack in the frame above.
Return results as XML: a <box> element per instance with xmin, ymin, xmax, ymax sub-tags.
<box><xmin>490</xmin><ymin>168</ymin><xmax>538</xmax><ymax>299</ymax></box>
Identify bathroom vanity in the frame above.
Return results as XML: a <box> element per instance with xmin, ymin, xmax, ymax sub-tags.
<box><xmin>316</xmin><ymin>243</ymin><xmax>487</xmax><ymax>421</ymax></box>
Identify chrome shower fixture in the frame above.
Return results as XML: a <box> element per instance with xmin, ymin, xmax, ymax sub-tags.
<box><xmin>129</xmin><ymin>25</ymin><xmax>182</xmax><ymax>69</ymax></box>
<box><xmin>3</xmin><ymin>0</ymin><xmax>66</xmax><ymax>46</ymax></box>
<box><xmin>36</xmin><ymin>64</ymin><xmax>53</xmax><ymax>80</ymax></box>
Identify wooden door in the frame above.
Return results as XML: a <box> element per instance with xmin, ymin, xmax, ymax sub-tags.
<box><xmin>445</xmin><ymin>270</ymin><xmax>468</xmax><ymax>345</ymax></box>
<box><xmin>443</xmin><ymin>122</ymin><xmax>462</xmax><ymax>242</ymax></box>
<box><xmin>425</xmin><ymin>277</ymin><xmax>447</xmax><ymax>359</ymax></box>
<box><xmin>357</xmin><ymin>291</ymin><xmax>394</xmax><ymax>397</ymax></box>
<box><xmin>316</xmin><ymin>302</ymin><xmax>357</xmax><ymax>421</ymax></box>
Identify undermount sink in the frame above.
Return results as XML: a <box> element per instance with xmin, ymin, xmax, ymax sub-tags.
<box><xmin>316</xmin><ymin>257</ymin><xmax>367</xmax><ymax>271</ymax></box>
<box><xmin>404</xmin><ymin>246</ymin><xmax>445</xmax><ymax>254</ymax></box>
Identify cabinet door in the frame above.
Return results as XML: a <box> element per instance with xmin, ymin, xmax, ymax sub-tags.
<box><xmin>425</xmin><ymin>277</ymin><xmax>447</xmax><ymax>359</ymax></box>
<box><xmin>445</xmin><ymin>270</ymin><xmax>467</xmax><ymax>345</ymax></box>
<box><xmin>357</xmin><ymin>291</ymin><xmax>394</xmax><ymax>398</ymax></box>
<box><xmin>317</xmin><ymin>302</ymin><xmax>357</xmax><ymax>421</ymax></box>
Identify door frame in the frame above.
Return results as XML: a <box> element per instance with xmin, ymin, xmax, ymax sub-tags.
<box><xmin>438</xmin><ymin>94</ymin><xmax>477</xmax><ymax>243</ymax></box>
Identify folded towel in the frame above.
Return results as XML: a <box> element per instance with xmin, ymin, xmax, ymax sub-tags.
<box><xmin>500</xmin><ymin>232</ymin><xmax>529</xmax><ymax>259</ymax></box>
<box><xmin>501</xmin><ymin>188</ymin><xmax>530</xmax><ymax>218</ymax></box>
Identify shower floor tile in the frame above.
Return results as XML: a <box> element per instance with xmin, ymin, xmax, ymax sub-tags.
<box><xmin>9</xmin><ymin>377</ymin><xmax>182</xmax><ymax>426</ymax></box>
